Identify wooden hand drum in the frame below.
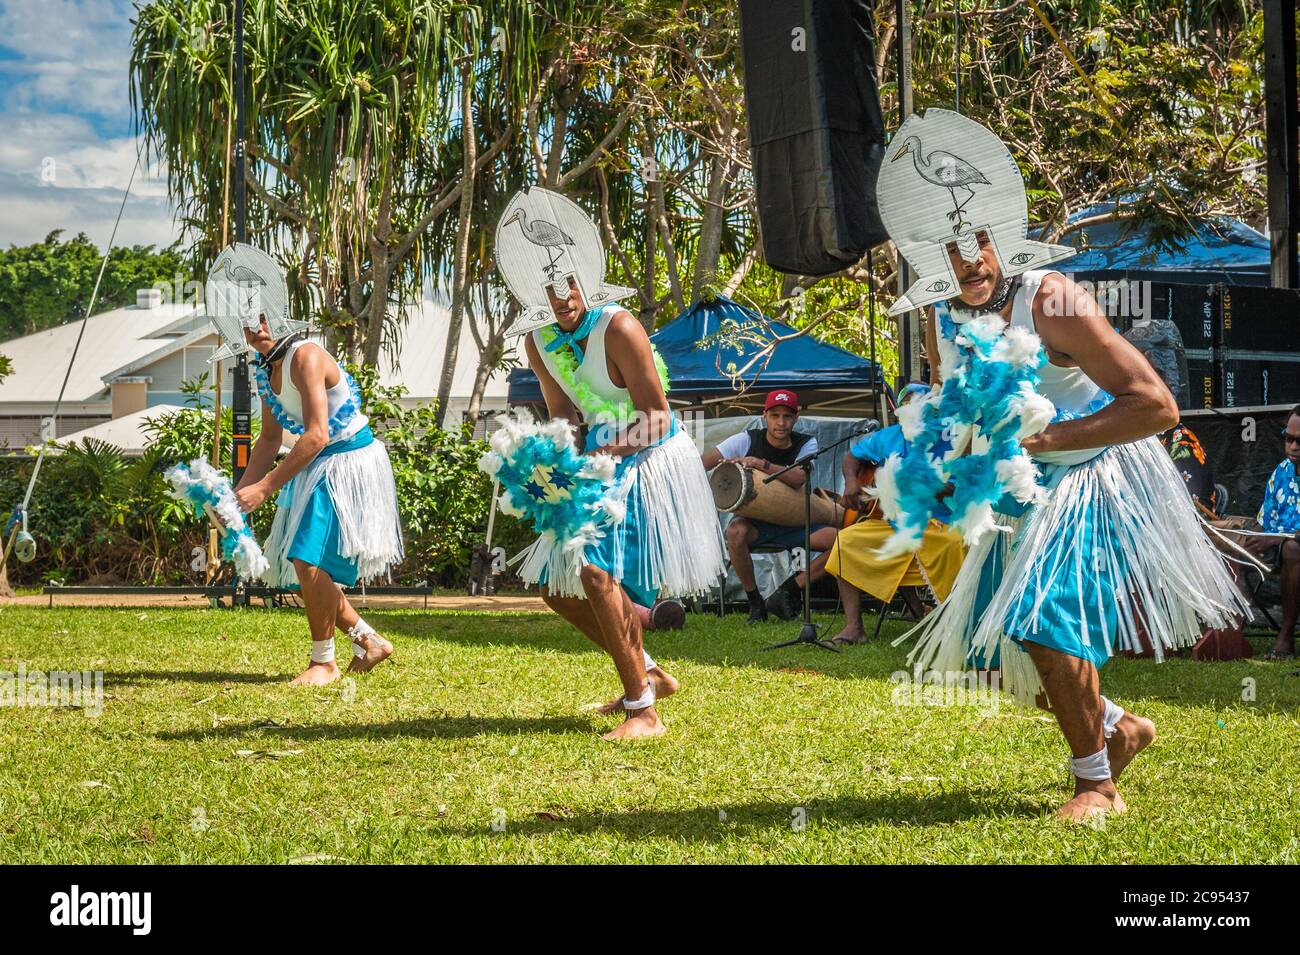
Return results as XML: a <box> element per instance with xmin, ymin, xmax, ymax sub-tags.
<box><xmin>708</xmin><ymin>461</ymin><xmax>844</xmax><ymax>528</ymax></box>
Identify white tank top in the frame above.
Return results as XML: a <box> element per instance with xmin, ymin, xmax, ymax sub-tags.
<box><xmin>1009</xmin><ymin>270</ymin><xmax>1105</xmax><ymax>416</ymax></box>
<box><xmin>272</xmin><ymin>339</ymin><xmax>367</xmax><ymax>443</ymax></box>
<box><xmin>531</xmin><ymin>305</ymin><xmax>630</xmax><ymax>419</ymax></box>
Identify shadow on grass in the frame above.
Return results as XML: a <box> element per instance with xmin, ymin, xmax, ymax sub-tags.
<box><xmin>378</xmin><ymin>611</ymin><xmax>916</xmax><ymax>682</ymax></box>
<box><xmin>374</xmin><ymin>613</ymin><xmax>1300</xmax><ymax>712</ymax></box>
<box><xmin>105</xmin><ymin>670</ymin><xmax>289</xmax><ymax>687</ymax></box>
<box><xmin>156</xmin><ymin>712</ymin><xmax>596</xmax><ymax>742</ymax></box>
<box><xmin>448</xmin><ymin>789</ymin><xmax>1044</xmax><ymax>842</ymax></box>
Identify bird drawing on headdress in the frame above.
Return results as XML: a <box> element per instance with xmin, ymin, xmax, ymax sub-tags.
<box><xmin>891</xmin><ymin>135</ymin><xmax>991</xmax><ymax>234</ymax></box>
<box><xmin>210</xmin><ymin>259</ymin><xmax>268</xmax><ymax>313</ymax></box>
<box><xmin>501</xmin><ymin>208</ymin><xmax>576</xmax><ymax>282</ymax></box>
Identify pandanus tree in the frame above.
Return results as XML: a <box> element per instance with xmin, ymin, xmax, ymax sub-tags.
<box><xmin>130</xmin><ymin>0</ymin><xmax>582</xmax><ymax>368</ymax></box>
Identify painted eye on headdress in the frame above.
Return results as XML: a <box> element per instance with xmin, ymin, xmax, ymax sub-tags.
<box><xmin>1009</xmin><ymin>252</ymin><xmax>1034</xmax><ymax>265</ymax></box>
<box><xmin>926</xmin><ymin>280</ymin><xmax>951</xmax><ymax>293</ymax></box>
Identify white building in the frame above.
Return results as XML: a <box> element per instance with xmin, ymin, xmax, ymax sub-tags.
<box><xmin>0</xmin><ymin>294</ymin><xmax>511</xmax><ymax>452</ymax></box>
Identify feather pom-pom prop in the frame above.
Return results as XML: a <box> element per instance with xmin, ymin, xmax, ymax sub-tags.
<box><xmin>478</xmin><ymin>409</ymin><xmax>626</xmax><ymax>596</ymax></box>
<box><xmin>164</xmin><ymin>459</ymin><xmax>270</xmax><ymax>579</ymax></box>
<box><xmin>873</xmin><ymin>305</ymin><xmax>1054</xmax><ymax>554</ymax></box>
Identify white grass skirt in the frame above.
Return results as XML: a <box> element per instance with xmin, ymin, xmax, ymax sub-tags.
<box><xmin>518</xmin><ymin>427</ymin><xmax>726</xmax><ymax>603</ymax></box>
<box><xmin>262</xmin><ymin>436</ymin><xmax>404</xmax><ymax>587</ymax></box>
<box><xmin>899</xmin><ymin>436</ymin><xmax>1251</xmax><ymax>704</ymax></box>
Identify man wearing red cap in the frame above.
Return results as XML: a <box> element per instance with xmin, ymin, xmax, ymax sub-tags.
<box><xmin>701</xmin><ymin>389</ymin><xmax>836</xmax><ymax>623</ymax></box>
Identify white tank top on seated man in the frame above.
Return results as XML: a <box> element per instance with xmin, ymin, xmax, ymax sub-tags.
<box><xmin>269</xmin><ymin>338</ymin><xmax>367</xmax><ymax>444</ymax></box>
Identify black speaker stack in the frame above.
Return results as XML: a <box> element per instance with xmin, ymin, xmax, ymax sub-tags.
<box><xmin>738</xmin><ymin>0</ymin><xmax>888</xmax><ymax>276</ymax></box>
<box><xmin>1105</xmin><ymin>280</ymin><xmax>1300</xmax><ymax>409</ymax></box>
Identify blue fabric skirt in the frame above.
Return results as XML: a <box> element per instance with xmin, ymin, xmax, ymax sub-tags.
<box><xmin>280</xmin><ymin>426</ymin><xmax>374</xmax><ymax>587</ymax></box>
<box><xmin>902</xmin><ymin>436</ymin><xmax>1250</xmax><ymax>703</ymax></box>
<box><xmin>964</xmin><ymin>470</ymin><xmax>1126</xmax><ymax>673</ymax></box>
<box><xmin>577</xmin><ymin>420</ymin><xmax>677</xmax><ymax>607</ymax></box>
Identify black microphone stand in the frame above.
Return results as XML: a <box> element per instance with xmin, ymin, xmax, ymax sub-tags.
<box><xmin>759</xmin><ymin>421</ymin><xmax>881</xmax><ymax>652</ymax></box>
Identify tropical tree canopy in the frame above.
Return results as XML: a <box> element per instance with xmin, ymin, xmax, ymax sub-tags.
<box><xmin>130</xmin><ymin>0</ymin><xmax>1266</xmax><ymax>397</ymax></box>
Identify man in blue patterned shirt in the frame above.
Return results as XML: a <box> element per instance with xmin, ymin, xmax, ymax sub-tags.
<box><xmin>1248</xmin><ymin>405</ymin><xmax>1300</xmax><ymax>659</ymax></box>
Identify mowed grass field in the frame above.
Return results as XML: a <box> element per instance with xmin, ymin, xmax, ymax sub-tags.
<box><xmin>0</xmin><ymin>604</ymin><xmax>1297</xmax><ymax>864</ymax></box>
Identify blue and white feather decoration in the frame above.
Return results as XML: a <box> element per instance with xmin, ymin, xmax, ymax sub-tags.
<box><xmin>872</xmin><ymin>309</ymin><xmax>1054</xmax><ymax>556</ymax></box>
<box><xmin>164</xmin><ymin>459</ymin><xmax>270</xmax><ymax>579</ymax></box>
<box><xmin>477</xmin><ymin>409</ymin><xmax>626</xmax><ymax>597</ymax></box>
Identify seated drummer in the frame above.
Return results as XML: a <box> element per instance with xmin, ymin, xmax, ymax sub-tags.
<box><xmin>701</xmin><ymin>388</ymin><xmax>835</xmax><ymax>624</ymax></box>
<box><xmin>825</xmin><ymin>395</ymin><xmax>967</xmax><ymax>646</ymax></box>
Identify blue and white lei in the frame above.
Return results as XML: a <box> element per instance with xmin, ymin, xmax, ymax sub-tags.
<box><xmin>873</xmin><ymin>306</ymin><xmax>1056</xmax><ymax>557</ymax></box>
<box><xmin>164</xmin><ymin>458</ymin><xmax>270</xmax><ymax>579</ymax></box>
<box><xmin>252</xmin><ymin>362</ymin><xmax>362</xmax><ymax>438</ymax></box>
<box><xmin>477</xmin><ymin>409</ymin><xmax>625</xmax><ymax>588</ymax></box>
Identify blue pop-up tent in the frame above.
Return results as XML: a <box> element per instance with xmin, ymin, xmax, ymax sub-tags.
<box><xmin>1050</xmin><ymin>202</ymin><xmax>1270</xmax><ymax>285</ymax></box>
<box><xmin>507</xmin><ymin>295</ymin><xmax>885</xmax><ymax>416</ymax></box>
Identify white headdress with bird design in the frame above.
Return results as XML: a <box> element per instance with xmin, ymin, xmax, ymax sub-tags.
<box><xmin>203</xmin><ymin>243</ymin><xmax>306</xmax><ymax>362</ymax></box>
<box><xmin>495</xmin><ymin>186</ymin><xmax>636</xmax><ymax>338</ymax></box>
<box><xmin>876</xmin><ymin>108</ymin><xmax>1074</xmax><ymax>316</ymax></box>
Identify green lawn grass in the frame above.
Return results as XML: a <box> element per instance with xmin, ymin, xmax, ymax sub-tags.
<box><xmin>0</xmin><ymin>603</ymin><xmax>1296</xmax><ymax>863</ymax></box>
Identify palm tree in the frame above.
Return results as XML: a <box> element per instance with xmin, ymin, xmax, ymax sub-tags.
<box><xmin>131</xmin><ymin>0</ymin><xmax>582</xmax><ymax>365</ymax></box>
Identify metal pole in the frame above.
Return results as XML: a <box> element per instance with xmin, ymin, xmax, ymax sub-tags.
<box><xmin>229</xmin><ymin>0</ymin><xmax>252</xmax><ymax>606</ymax></box>
<box><xmin>895</xmin><ymin>0</ymin><xmax>918</xmax><ymax>388</ymax></box>
<box><xmin>231</xmin><ymin>0</ymin><xmax>252</xmax><ymax>486</ymax></box>
<box><xmin>867</xmin><ymin>250</ymin><xmax>880</xmax><ymax>422</ymax></box>
<box><xmin>1263</xmin><ymin>0</ymin><xmax>1299</xmax><ymax>288</ymax></box>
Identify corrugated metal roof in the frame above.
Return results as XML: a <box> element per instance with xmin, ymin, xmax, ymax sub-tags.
<box><xmin>53</xmin><ymin>404</ymin><xmax>295</xmax><ymax>456</ymax></box>
<box><xmin>374</xmin><ymin>301</ymin><xmax>511</xmax><ymax>401</ymax></box>
<box><xmin>49</xmin><ymin>404</ymin><xmax>189</xmax><ymax>454</ymax></box>
<box><xmin>0</xmin><ymin>299</ymin><xmax>512</xmax><ymax>407</ymax></box>
<box><xmin>0</xmin><ymin>303</ymin><xmax>201</xmax><ymax>405</ymax></box>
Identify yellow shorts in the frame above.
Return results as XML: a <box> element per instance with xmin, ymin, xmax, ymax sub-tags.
<box><xmin>825</xmin><ymin>519</ymin><xmax>965</xmax><ymax>603</ymax></box>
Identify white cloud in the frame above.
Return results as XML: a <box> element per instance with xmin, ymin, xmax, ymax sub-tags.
<box><xmin>0</xmin><ymin>1</ymin><xmax>183</xmax><ymax>248</ymax></box>
<box><xmin>0</xmin><ymin>0</ymin><xmax>137</xmax><ymax>123</ymax></box>
<box><xmin>0</xmin><ymin>167</ymin><xmax>180</xmax><ymax>248</ymax></box>
<box><xmin>0</xmin><ymin>112</ymin><xmax>168</xmax><ymax>195</ymax></box>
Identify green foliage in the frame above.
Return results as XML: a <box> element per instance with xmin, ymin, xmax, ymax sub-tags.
<box><xmin>131</xmin><ymin>0</ymin><xmax>586</xmax><ymax>363</ymax></box>
<box><xmin>0</xmin><ymin>231</ymin><xmax>190</xmax><ymax>341</ymax></box>
<box><xmin>346</xmin><ymin>362</ymin><xmax>532</xmax><ymax>582</ymax></box>
<box><xmin>0</xmin><ymin>438</ymin><xmax>202</xmax><ymax>585</ymax></box>
<box><xmin>0</xmin><ymin>353</ymin><xmax>12</xmax><ymax>383</ymax></box>
<box><xmin>0</xmin><ymin>380</ymin><xmax>261</xmax><ymax>585</ymax></box>
<box><xmin>2</xmin><ymin>367</ymin><xmax>526</xmax><ymax>587</ymax></box>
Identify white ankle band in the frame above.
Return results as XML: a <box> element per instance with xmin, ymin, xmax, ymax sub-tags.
<box><xmin>1101</xmin><ymin>696</ymin><xmax>1124</xmax><ymax>739</ymax></box>
<box><xmin>347</xmin><ymin>619</ymin><xmax>376</xmax><ymax>657</ymax></box>
<box><xmin>622</xmin><ymin>682</ymin><xmax>655</xmax><ymax>711</ymax></box>
<box><xmin>643</xmin><ymin>649</ymin><xmax>658</xmax><ymax>672</ymax></box>
<box><xmin>310</xmin><ymin>638</ymin><xmax>335</xmax><ymax>664</ymax></box>
<box><xmin>1069</xmin><ymin>747</ymin><xmax>1112</xmax><ymax>781</ymax></box>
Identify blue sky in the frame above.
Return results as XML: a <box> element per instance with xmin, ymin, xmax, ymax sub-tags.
<box><xmin>0</xmin><ymin>0</ymin><xmax>176</xmax><ymax>249</ymax></box>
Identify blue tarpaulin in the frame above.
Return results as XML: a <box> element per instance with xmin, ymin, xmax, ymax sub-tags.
<box><xmin>507</xmin><ymin>295</ymin><xmax>883</xmax><ymax>405</ymax></box>
<box><xmin>1051</xmin><ymin>203</ymin><xmax>1270</xmax><ymax>285</ymax></box>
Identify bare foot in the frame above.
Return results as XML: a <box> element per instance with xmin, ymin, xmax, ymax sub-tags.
<box><xmin>1056</xmin><ymin>780</ymin><xmax>1125</xmax><ymax>823</ymax></box>
<box><xmin>1107</xmin><ymin>712</ymin><xmax>1156</xmax><ymax>780</ymax></box>
<box><xmin>594</xmin><ymin>667</ymin><xmax>680</xmax><ymax>715</ymax></box>
<box><xmin>290</xmin><ymin>660</ymin><xmax>342</xmax><ymax>686</ymax></box>
<box><xmin>347</xmin><ymin>633</ymin><xmax>394</xmax><ymax>674</ymax></box>
<box><xmin>830</xmin><ymin>627</ymin><xmax>868</xmax><ymax>645</ymax></box>
<box><xmin>601</xmin><ymin>705</ymin><xmax>666</xmax><ymax>741</ymax></box>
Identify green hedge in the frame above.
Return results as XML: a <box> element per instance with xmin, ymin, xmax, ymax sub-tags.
<box><xmin>0</xmin><ymin>371</ymin><xmax>530</xmax><ymax>587</ymax></box>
